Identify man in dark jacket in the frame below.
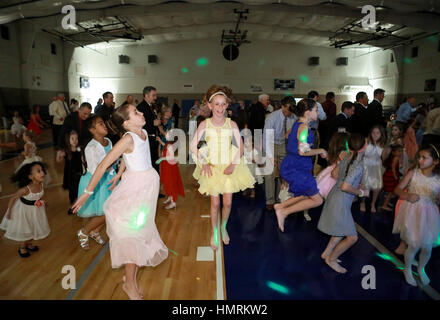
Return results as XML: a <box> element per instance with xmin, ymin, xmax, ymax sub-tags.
<box><xmin>327</xmin><ymin>101</ymin><xmax>355</xmax><ymax>145</ymax></box>
<box><xmin>136</xmin><ymin>86</ymin><xmax>161</xmax><ymax>173</ymax></box>
<box><xmin>172</xmin><ymin>99</ymin><xmax>180</xmax><ymax>129</ymax></box>
<box><xmin>249</xmin><ymin>93</ymin><xmax>270</xmax><ymax>135</ymax></box>
<box><xmin>57</xmin><ymin>102</ymin><xmax>92</xmax><ymax>150</ymax></box>
<box><xmin>367</xmin><ymin>88</ymin><xmax>387</xmax><ymax>129</ymax></box>
<box><xmin>351</xmin><ymin>91</ymin><xmax>369</xmax><ymax>137</ymax></box>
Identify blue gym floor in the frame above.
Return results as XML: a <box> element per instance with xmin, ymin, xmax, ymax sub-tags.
<box><xmin>224</xmin><ymin>185</ymin><xmax>438</xmax><ymax>300</ymax></box>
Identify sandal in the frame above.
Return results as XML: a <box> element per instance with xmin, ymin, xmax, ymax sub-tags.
<box><xmin>77</xmin><ymin>229</ymin><xmax>90</xmax><ymax>250</ymax></box>
<box><xmin>89</xmin><ymin>231</ymin><xmax>106</xmax><ymax>245</ymax></box>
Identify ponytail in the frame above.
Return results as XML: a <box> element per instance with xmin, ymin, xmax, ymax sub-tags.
<box><xmin>106</xmin><ymin>104</ymin><xmax>131</xmax><ymax>135</ymax></box>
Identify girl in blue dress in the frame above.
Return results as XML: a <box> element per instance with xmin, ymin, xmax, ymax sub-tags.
<box><xmin>275</xmin><ymin>98</ymin><xmax>328</xmax><ymax>232</ymax></box>
<box><xmin>76</xmin><ymin>115</ymin><xmax>119</xmax><ymax>250</ymax></box>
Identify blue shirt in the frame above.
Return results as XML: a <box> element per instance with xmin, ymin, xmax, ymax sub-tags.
<box><xmin>309</xmin><ymin>101</ymin><xmax>327</xmax><ymax>129</ymax></box>
<box><xmin>263</xmin><ymin>109</ymin><xmax>297</xmax><ymax>158</ymax></box>
<box><xmin>396</xmin><ymin>102</ymin><xmax>416</xmax><ymax>123</ymax></box>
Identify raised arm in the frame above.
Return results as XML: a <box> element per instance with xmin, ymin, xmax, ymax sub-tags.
<box><xmin>71</xmin><ymin>134</ymin><xmax>132</xmax><ymax>212</ymax></box>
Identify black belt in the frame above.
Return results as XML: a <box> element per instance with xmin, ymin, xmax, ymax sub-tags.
<box><xmin>20</xmin><ymin>197</ymin><xmax>36</xmax><ymax>205</ymax></box>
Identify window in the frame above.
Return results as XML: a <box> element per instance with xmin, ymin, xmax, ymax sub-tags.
<box><xmin>1</xmin><ymin>25</ymin><xmax>10</xmax><ymax>40</ymax></box>
<box><xmin>51</xmin><ymin>43</ymin><xmax>57</xmax><ymax>55</ymax></box>
<box><xmin>390</xmin><ymin>53</ymin><xmax>394</xmax><ymax>62</ymax></box>
<box><xmin>411</xmin><ymin>46</ymin><xmax>418</xmax><ymax>58</ymax></box>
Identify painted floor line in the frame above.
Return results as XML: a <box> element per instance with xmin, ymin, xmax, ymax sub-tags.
<box><xmin>65</xmin><ymin>243</ymin><xmax>109</xmax><ymax>300</ymax></box>
<box><xmin>356</xmin><ymin>222</ymin><xmax>440</xmax><ymax>300</ymax></box>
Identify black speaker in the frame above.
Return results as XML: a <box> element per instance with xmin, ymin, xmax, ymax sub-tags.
<box><xmin>336</xmin><ymin>57</ymin><xmax>348</xmax><ymax>65</ymax></box>
<box><xmin>223</xmin><ymin>45</ymin><xmax>239</xmax><ymax>61</ymax></box>
<box><xmin>119</xmin><ymin>55</ymin><xmax>130</xmax><ymax>64</ymax></box>
<box><xmin>148</xmin><ymin>55</ymin><xmax>158</xmax><ymax>64</ymax></box>
<box><xmin>308</xmin><ymin>57</ymin><xmax>319</xmax><ymax>66</ymax></box>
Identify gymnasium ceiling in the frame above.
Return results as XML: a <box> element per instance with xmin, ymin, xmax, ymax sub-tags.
<box><xmin>0</xmin><ymin>0</ymin><xmax>439</xmax><ymax>49</ymax></box>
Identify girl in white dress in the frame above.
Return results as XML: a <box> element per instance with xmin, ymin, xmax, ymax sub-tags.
<box><xmin>72</xmin><ymin>104</ymin><xmax>168</xmax><ymax>300</ymax></box>
<box><xmin>0</xmin><ymin>162</ymin><xmax>50</xmax><ymax>257</ymax></box>
<box><xmin>393</xmin><ymin>144</ymin><xmax>440</xmax><ymax>286</ymax></box>
<box><xmin>360</xmin><ymin>125</ymin><xmax>387</xmax><ymax>213</ymax></box>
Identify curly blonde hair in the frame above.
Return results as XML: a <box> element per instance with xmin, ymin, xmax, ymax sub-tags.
<box><xmin>202</xmin><ymin>85</ymin><xmax>232</xmax><ymax>105</ymax></box>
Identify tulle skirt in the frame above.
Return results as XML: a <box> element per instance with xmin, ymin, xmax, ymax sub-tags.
<box><xmin>0</xmin><ymin>200</ymin><xmax>50</xmax><ymax>242</ymax></box>
<box><xmin>77</xmin><ymin>171</ymin><xmax>113</xmax><ymax>217</ymax></box>
<box><xmin>362</xmin><ymin>163</ymin><xmax>384</xmax><ymax>190</ymax></box>
<box><xmin>103</xmin><ymin>169</ymin><xmax>168</xmax><ymax>269</ymax></box>
<box><xmin>392</xmin><ymin>197</ymin><xmax>440</xmax><ymax>248</ymax></box>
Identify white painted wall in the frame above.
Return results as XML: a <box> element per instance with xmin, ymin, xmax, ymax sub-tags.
<box><xmin>67</xmin><ymin>39</ymin><xmax>399</xmax><ymax>107</ymax></box>
<box><xmin>401</xmin><ymin>36</ymin><xmax>440</xmax><ymax>94</ymax></box>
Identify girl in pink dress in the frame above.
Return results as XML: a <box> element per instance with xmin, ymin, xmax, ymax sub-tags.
<box><xmin>72</xmin><ymin>104</ymin><xmax>168</xmax><ymax>300</ymax></box>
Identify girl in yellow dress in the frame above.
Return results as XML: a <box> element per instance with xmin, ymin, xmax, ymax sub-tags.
<box><xmin>190</xmin><ymin>85</ymin><xmax>255</xmax><ymax>250</ymax></box>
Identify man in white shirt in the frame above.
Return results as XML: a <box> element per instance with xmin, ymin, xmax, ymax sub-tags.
<box><xmin>52</xmin><ymin>94</ymin><xmax>71</xmax><ymax>147</ymax></box>
<box><xmin>262</xmin><ymin>96</ymin><xmax>296</xmax><ymax>210</ymax></box>
<box><xmin>48</xmin><ymin>96</ymin><xmax>58</xmax><ymax>145</ymax></box>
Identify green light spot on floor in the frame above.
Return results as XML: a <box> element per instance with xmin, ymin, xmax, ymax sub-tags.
<box><xmin>196</xmin><ymin>57</ymin><xmax>208</xmax><ymax>67</ymax></box>
<box><xmin>266</xmin><ymin>281</ymin><xmax>290</xmax><ymax>295</ymax></box>
<box><xmin>300</xmin><ymin>75</ymin><xmax>309</xmax><ymax>83</ymax></box>
<box><xmin>181</xmin><ymin>67</ymin><xmax>189</xmax><ymax>73</ymax></box>
<box><xmin>404</xmin><ymin>58</ymin><xmax>412</xmax><ymax>64</ymax></box>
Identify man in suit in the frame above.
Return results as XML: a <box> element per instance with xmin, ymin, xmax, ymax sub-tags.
<box><xmin>351</xmin><ymin>91</ymin><xmax>369</xmax><ymax>137</ymax></box>
<box><xmin>327</xmin><ymin>101</ymin><xmax>355</xmax><ymax>146</ymax></box>
<box><xmin>95</xmin><ymin>92</ymin><xmax>114</xmax><ymax>122</ymax></box>
<box><xmin>249</xmin><ymin>94</ymin><xmax>270</xmax><ymax>151</ymax></box>
<box><xmin>172</xmin><ymin>99</ymin><xmax>180</xmax><ymax>129</ymax></box>
<box><xmin>57</xmin><ymin>102</ymin><xmax>92</xmax><ymax>151</ymax></box>
<box><xmin>368</xmin><ymin>88</ymin><xmax>387</xmax><ymax>129</ymax></box>
<box><xmin>136</xmin><ymin>86</ymin><xmax>161</xmax><ymax>173</ymax></box>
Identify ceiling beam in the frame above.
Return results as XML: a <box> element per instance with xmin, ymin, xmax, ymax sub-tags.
<box><xmin>5</xmin><ymin>2</ymin><xmax>439</xmax><ymax>33</ymax></box>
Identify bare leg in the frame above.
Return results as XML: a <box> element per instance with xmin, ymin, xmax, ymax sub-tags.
<box><xmin>325</xmin><ymin>235</ymin><xmax>358</xmax><ymax>273</ymax></box>
<box><xmin>122</xmin><ymin>266</ymin><xmax>143</xmax><ymax>296</ymax></box>
<box><xmin>221</xmin><ymin>193</ymin><xmax>232</xmax><ymax>245</ymax></box>
<box><xmin>275</xmin><ymin>194</ymin><xmax>323</xmax><ymax>232</ymax></box>
<box><xmin>276</xmin><ymin>195</ymin><xmax>305</xmax><ymax>209</ymax></box>
<box><xmin>359</xmin><ymin>198</ymin><xmax>366</xmax><ymax>212</ymax></box>
<box><xmin>122</xmin><ymin>264</ymin><xmax>142</xmax><ymax>300</ymax></box>
<box><xmin>403</xmin><ymin>245</ymin><xmax>418</xmax><ymax>286</ymax></box>
<box><xmin>371</xmin><ymin>190</ymin><xmax>380</xmax><ymax>213</ymax></box>
<box><xmin>395</xmin><ymin>240</ymin><xmax>407</xmax><ymax>255</ymax></box>
<box><xmin>321</xmin><ymin>236</ymin><xmax>343</xmax><ymax>262</ymax></box>
<box><xmin>83</xmin><ymin>216</ymin><xmax>106</xmax><ymax>234</ymax></box>
<box><xmin>418</xmin><ymin>246</ymin><xmax>432</xmax><ymax>286</ymax></box>
<box><xmin>210</xmin><ymin>196</ymin><xmax>221</xmax><ymax>250</ymax></box>
<box><xmin>381</xmin><ymin>192</ymin><xmax>393</xmax><ymax>211</ymax></box>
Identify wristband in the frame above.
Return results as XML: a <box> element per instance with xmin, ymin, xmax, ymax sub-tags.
<box><xmin>359</xmin><ymin>189</ymin><xmax>364</xmax><ymax>197</ymax></box>
<box><xmin>84</xmin><ymin>189</ymin><xmax>94</xmax><ymax>195</ymax></box>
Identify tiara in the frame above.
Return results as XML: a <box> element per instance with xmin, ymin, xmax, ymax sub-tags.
<box><xmin>430</xmin><ymin>144</ymin><xmax>440</xmax><ymax>158</ymax></box>
<box><xmin>208</xmin><ymin>91</ymin><xmax>227</xmax><ymax>102</ymax></box>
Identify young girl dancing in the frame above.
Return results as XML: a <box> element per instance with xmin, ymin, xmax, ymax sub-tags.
<box><xmin>76</xmin><ymin>116</ymin><xmax>116</xmax><ymax>249</ymax></box>
<box><xmin>157</xmin><ymin>131</ymin><xmax>185</xmax><ymax>210</ymax></box>
<box><xmin>317</xmin><ymin>133</ymin><xmax>369</xmax><ymax>273</ymax></box>
<box><xmin>11</xmin><ymin>110</ymin><xmax>26</xmax><ymax>138</ymax></box>
<box><xmin>275</xmin><ymin>98</ymin><xmax>328</xmax><ymax>232</ymax></box>
<box><xmin>360</xmin><ymin>125</ymin><xmax>387</xmax><ymax>213</ymax></box>
<box><xmin>27</xmin><ymin>105</ymin><xmax>47</xmax><ymax>138</ymax></box>
<box><xmin>190</xmin><ymin>85</ymin><xmax>255</xmax><ymax>250</ymax></box>
<box><xmin>0</xmin><ymin>162</ymin><xmax>50</xmax><ymax>257</ymax></box>
<box><xmin>57</xmin><ymin>130</ymin><xmax>83</xmax><ymax>214</ymax></box>
<box><xmin>393</xmin><ymin>144</ymin><xmax>440</xmax><ymax>286</ymax></box>
<box><xmin>72</xmin><ymin>104</ymin><xmax>168</xmax><ymax>300</ymax></box>
<box><xmin>381</xmin><ymin>144</ymin><xmax>403</xmax><ymax>211</ymax></box>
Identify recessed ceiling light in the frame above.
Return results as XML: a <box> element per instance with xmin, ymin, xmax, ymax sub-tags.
<box><xmin>53</xmin><ymin>2</ymin><xmax>62</xmax><ymax>6</ymax></box>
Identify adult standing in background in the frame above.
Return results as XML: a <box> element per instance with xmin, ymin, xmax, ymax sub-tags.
<box><xmin>95</xmin><ymin>92</ymin><xmax>114</xmax><ymax>122</ymax></box>
<box><xmin>367</xmin><ymin>88</ymin><xmax>387</xmax><ymax>129</ymax></box>
<box><xmin>57</xmin><ymin>102</ymin><xmax>92</xmax><ymax>151</ymax></box>
<box><xmin>52</xmin><ymin>93</ymin><xmax>70</xmax><ymax>148</ymax></box>
<box><xmin>48</xmin><ymin>96</ymin><xmax>58</xmax><ymax>145</ymax></box>
<box><xmin>249</xmin><ymin>93</ymin><xmax>270</xmax><ymax>136</ymax></box>
<box><xmin>119</xmin><ymin>95</ymin><xmax>134</xmax><ymax>108</ymax></box>
<box><xmin>318</xmin><ymin>92</ymin><xmax>336</xmax><ymax>167</ymax></box>
<box><xmin>396</xmin><ymin>96</ymin><xmax>417</xmax><ymax>124</ymax></box>
<box><xmin>136</xmin><ymin>86</ymin><xmax>161</xmax><ymax>174</ymax></box>
<box><xmin>94</xmin><ymin>98</ymin><xmax>103</xmax><ymax>113</ymax></box>
<box><xmin>172</xmin><ymin>99</ymin><xmax>181</xmax><ymax>129</ymax></box>
<box><xmin>262</xmin><ymin>96</ymin><xmax>296</xmax><ymax>210</ymax></box>
<box><xmin>351</xmin><ymin>91</ymin><xmax>369</xmax><ymax>137</ymax></box>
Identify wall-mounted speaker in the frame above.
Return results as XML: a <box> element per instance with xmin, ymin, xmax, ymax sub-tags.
<box><xmin>336</xmin><ymin>57</ymin><xmax>348</xmax><ymax>65</ymax></box>
<box><xmin>119</xmin><ymin>55</ymin><xmax>130</xmax><ymax>64</ymax></box>
<box><xmin>148</xmin><ymin>55</ymin><xmax>158</xmax><ymax>64</ymax></box>
<box><xmin>308</xmin><ymin>57</ymin><xmax>319</xmax><ymax>66</ymax></box>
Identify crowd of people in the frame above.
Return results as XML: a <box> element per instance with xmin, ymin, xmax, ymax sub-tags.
<box><xmin>1</xmin><ymin>84</ymin><xmax>440</xmax><ymax>299</ymax></box>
